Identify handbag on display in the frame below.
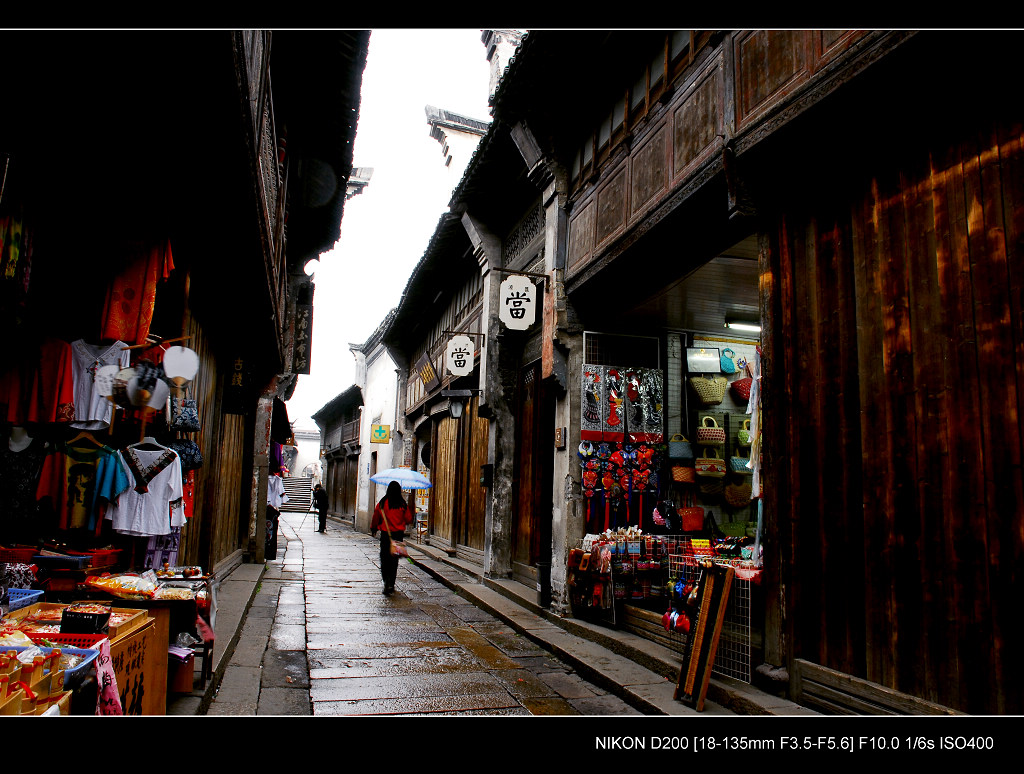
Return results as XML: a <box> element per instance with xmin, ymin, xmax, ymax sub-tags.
<box><xmin>737</xmin><ymin>419</ymin><xmax>751</xmax><ymax>447</ymax></box>
<box><xmin>720</xmin><ymin>348</ymin><xmax>737</xmax><ymax>374</ymax></box>
<box><xmin>695</xmin><ymin>448</ymin><xmax>727</xmax><ymax>478</ymax></box>
<box><xmin>699</xmin><ymin>477</ymin><xmax>724</xmax><ymax>497</ymax></box>
<box><xmin>730</xmin><ymin>447</ymin><xmax>752</xmax><ymax>475</ymax></box>
<box><xmin>671</xmin><ymin>464</ymin><xmax>696</xmax><ymax>484</ymax></box>
<box><xmin>689</xmin><ymin>375</ymin><xmax>728</xmax><ymax>406</ymax></box>
<box><xmin>667</xmin><ymin>433</ymin><xmax>693</xmax><ymax>460</ymax></box>
<box><xmin>170</xmin><ymin>390</ymin><xmax>201</xmax><ymax>432</ymax></box>
<box><xmin>730</xmin><ymin>377</ymin><xmax>753</xmax><ymax>403</ymax></box>
<box><xmin>725</xmin><ymin>479</ymin><xmax>752</xmax><ymax>508</ymax></box>
<box><xmin>696</xmin><ymin>416</ymin><xmax>726</xmax><ymax>446</ymax></box>
<box><xmin>679</xmin><ymin>506</ymin><xmax>705</xmax><ymax>532</ymax></box>
<box><xmin>169</xmin><ymin>439</ymin><xmax>204</xmax><ymax>471</ymax></box>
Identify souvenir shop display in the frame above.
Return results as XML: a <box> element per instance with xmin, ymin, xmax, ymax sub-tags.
<box><xmin>579</xmin><ymin>364</ymin><xmax>665</xmax><ymax>535</ymax></box>
<box><xmin>571</xmin><ymin>334</ymin><xmax>764</xmax><ymax>696</ymax></box>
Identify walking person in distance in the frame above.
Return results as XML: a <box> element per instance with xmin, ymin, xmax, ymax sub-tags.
<box><xmin>313</xmin><ymin>483</ymin><xmax>329</xmax><ymax>533</ymax></box>
<box><xmin>370</xmin><ymin>481</ymin><xmax>415</xmax><ymax>594</ymax></box>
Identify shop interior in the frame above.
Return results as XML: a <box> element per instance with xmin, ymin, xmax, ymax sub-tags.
<box><xmin>567</xmin><ymin>233</ymin><xmax>764</xmax><ymax>684</ymax></box>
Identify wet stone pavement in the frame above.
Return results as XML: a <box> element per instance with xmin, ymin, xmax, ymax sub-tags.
<box><xmin>206</xmin><ymin>511</ymin><xmax>641</xmax><ymax>716</ymax></box>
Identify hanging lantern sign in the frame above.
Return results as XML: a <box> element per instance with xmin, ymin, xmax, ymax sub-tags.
<box><xmin>445</xmin><ymin>335</ymin><xmax>475</xmax><ymax>376</ymax></box>
<box><xmin>498</xmin><ymin>275</ymin><xmax>536</xmax><ymax>331</ymax></box>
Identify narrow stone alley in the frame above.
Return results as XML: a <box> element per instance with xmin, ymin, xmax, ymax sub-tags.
<box><xmin>206</xmin><ymin>511</ymin><xmax>641</xmax><ymax>716</ymax></box>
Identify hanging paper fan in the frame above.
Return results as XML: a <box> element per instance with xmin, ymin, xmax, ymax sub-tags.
<box><xmin>127</xmin><ymin>372</ymin><xmax>169</xmax><ymax>409</ymax></box>
<box><xmin>94</xmin><ymin>364</ymin><xmax>120</xmax><ymax>399</ymax></box>
<box><xmin>163</xmin><ymin>346</ymin><xmax>200</xmax><ymax>386</ymax></box>
<box><xmin>112</xmin><ymin>367</ymin><xmax>136</xmax><ymax>408</ymax></box>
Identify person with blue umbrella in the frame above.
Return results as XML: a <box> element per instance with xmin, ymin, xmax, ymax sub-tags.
<box><xmin>369</xmin><ymin>479</ymin><xmax>417</xmax><ymax>595</ymax></box>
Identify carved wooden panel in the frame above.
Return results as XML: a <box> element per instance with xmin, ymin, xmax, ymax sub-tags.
<box><xmin>674</xmin><ymin>63</ymin><xmax>724</xmax><ymax>179</ymax></box>
<box><xmin>734</xmin><ymin>29</ymin><xmax>807</xmax><ymax>127</ymax></box>
<box><xmin>596</xmin><ymin>167</ymin><xmax>628</xmax><ymax>247</ymax></box>
<box><xmin>568</xmin><ymin>199</ymin><xmax>596</xmax><ymax>272</ymax></box>
<box><xmin>631</xmin><ymin>125</ymin><xmax>668</xmax><ymax>218</ymax></box>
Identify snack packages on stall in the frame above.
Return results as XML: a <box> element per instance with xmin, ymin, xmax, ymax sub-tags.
<box><xmin>86</xmin><ymin>571</ymin><xmax>158</xmax><ymax>600</ymax></box>
<box><xmin>0</xmin><ymin>626</ymin><xmax>35</xmax><ymax>647</ymax></box>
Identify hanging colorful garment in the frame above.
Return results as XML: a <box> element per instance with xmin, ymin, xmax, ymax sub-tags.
<box><xmin>36</xmin><ymin>438</ymin><xmax>130</xmax><ymax>532</ymax></box>
<box><xmin>0</xmin><ymin>338</ymin><xmax>75</xmax><ymax>425</ymax></box>
<box><xmin>0</xmin><ymin>435</ymin><xmax>49</xmax><ymax>540</ymax></box>
<box><xmin>69</xmin><ymin>339</ymin><xmax>130</xmax><ymax>429</ymax></box>
<box><xmin>100</xmin><ymin>239</ymin><xmax>174</xmax><ymax>345</ymax></box>
<box><xmin>105</xmin><ymin>445</ymin><xmax>185</xmax><ymax>537</ymax></box>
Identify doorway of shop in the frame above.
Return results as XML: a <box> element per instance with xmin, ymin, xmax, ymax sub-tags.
<box><xmin>512</xmin><ymin>361</ymin><xmax>555</xmax><ymax>586</ymax></box>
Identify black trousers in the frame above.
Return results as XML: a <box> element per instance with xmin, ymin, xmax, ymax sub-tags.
<box><xmin>317</xmin><ymin>509</ymin><xmax>326</xmax><ymax>531</ymax></box>
<box><xmin>379</xmin><ymin>531</ymin><xmax>405</xmax><ymax>588</ymax></box>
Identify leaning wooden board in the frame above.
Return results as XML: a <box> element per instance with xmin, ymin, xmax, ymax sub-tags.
<box><xmin>674</xmin><ymin>561</ymin><xmax>734</xmax><ymax>711</ymax></box>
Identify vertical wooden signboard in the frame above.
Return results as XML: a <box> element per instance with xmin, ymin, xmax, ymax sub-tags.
<box><xmin>674</xmin><ymin>561</ymin><xmax>734</xmax><ymax>711</ymax></box>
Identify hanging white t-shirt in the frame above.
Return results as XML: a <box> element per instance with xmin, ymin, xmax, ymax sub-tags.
<box><xmin>70</xmin><ymin>339</ymin><xmax>130</xmax><ymax>429</ymax></box>
<box><xmin>106</xmin><ymin>446</ymin><xmax>184</xmax><ymax>536</ymax></box>
<box><xmin>267</xmin><ymin>474</ymin><xmax>289</xmax><ymax>510</ymax></box>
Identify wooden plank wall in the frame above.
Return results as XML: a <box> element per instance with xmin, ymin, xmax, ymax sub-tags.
<box><xmin>176</xmin><ymin>309</ymin><xmax>248</xmax><ymax>570</ymax></box>
<box><xmin>431</xmin><ymin>415</ymin><xmax>457</xmax><ymax>545</ymax></box>
<box><xmin>456</xmin><ymin>397</ymin><xmax>489</xmax><ymax>550</ymax></box>
<box><xmin>769</xmin><ymin>114</ymin><xmax>1024</xmax><ymax>714</ymax></box>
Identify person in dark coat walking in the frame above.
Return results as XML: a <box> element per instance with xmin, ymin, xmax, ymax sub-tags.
<box><xmin>313</xmin><ymin>484</ymin><xmax>329</xmax><ymax>533</ymax></box>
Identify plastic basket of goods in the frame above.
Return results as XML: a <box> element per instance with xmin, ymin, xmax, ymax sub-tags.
<box><xmin>0</xmin><ymin>547</ymin><xmax>38</xmax><ymax>563</ymax></box>
<box><xmin>28</xmin><ymin>632</ymin><xmax>107</xmax><ymax>649</ymax></box>
<box><xmin>7</xmin><ymin>589</ymin><xmax>44</xmax><ymax>612</ymax></box>
<box><xmin>6</xmin><ymin>644</ymin><xmax>100</xmax><ymax>691</ymax></box>
<box><xmin>67</xmin><ymin>549</ymin><xmax>122</xmax><ymax>568</ymax></box>
<box><xmin>32</xmin><ymin>553</ymin><xmax>92</xmax><ymax>570</ymax></box>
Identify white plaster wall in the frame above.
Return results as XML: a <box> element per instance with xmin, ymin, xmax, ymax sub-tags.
<box><xmin>291</xmin><ymin>430</ymin><xmax>322</xmax><ymax>481</ymax></box>
<box><xmin>355</xmin><ymin>344</ymin><xmax>399</xmax><ymax>530</ymax></box>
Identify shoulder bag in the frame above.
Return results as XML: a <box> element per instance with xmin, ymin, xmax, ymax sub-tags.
<box><xmin>380</xmin><ymin>506</ymin><xmax>409</xmax><ymax>558</ymax></box>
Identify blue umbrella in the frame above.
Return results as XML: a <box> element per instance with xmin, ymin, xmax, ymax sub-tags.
<box><xmin>369</xmin><ymin>467</ymin><xmax>432</xmax><ymax>490</ymax></box>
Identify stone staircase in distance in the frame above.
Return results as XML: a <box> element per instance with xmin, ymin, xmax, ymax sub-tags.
<box><xmin>280</xmin><ymin>475</ymin><xmax>313</xmax><ymax>512</ymax></box>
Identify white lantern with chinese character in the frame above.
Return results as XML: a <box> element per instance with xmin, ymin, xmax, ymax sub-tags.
<box><xmin>445</xmin><ymin>335</ymin><xmax>475</xmax><ymax>376</ymax></box>
<box><xmin>498</xmin><ymin>275</ymin><xmax>536</xmax><ymax>331</ymax></box>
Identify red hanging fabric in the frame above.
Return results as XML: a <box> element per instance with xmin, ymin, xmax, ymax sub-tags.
<box><xmin>100</xmin><ymin>240</ymin><xmax>174</xmax><ymax>345</ymax></box>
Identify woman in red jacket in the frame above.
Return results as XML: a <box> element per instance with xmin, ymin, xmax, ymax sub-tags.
<box><xmin>370</xmin><ymin>481</ymin><xmax>415</xmax><ymax>594</ymax></box>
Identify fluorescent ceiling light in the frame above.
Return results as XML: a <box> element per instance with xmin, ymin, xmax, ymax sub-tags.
<box><xmin>725</xmin><ymin>320</ymin><xmax>761</xmax><ymax>333</ymax></box>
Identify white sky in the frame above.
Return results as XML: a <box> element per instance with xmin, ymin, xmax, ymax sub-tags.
<box><xmin>287</xmin><ymin>29</ymin><xmax>494</xmax><ymax>431</ymax></box>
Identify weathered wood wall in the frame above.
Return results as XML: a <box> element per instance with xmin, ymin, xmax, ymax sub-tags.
<box><xmin>456</xmin><ymin>397</ymin><xmax>489</xmax><ymax>551</ymax></box>
<box><xmin>766</xmin><ymin>113</ymin><xmax>1024</xmax><ymax>714</ymax></box>
<box><xmin>177</xmin><ymin>309</ymin><xmax>249</xmax><ymax>571</ymax></box>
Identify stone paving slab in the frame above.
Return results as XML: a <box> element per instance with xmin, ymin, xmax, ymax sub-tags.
<box><xmin>257</xmin><ymin>687</ymin><xmax>311</xmax><ymax>715</ymax></box>
<box><xmin>261</xmin><ymin>650</ymin><xmax>311</xmax><ymax>688</ymax></box>
<box><xmin>307</xmin><ymin>643</ymin><xmax>463</xmax><ymax>661</ymax></box>
<box><xmin>310</xmin><ymin>670</ymin><xmax>511</xmax><ymax>702</ymax></box>
<box><xmin>313</xmin><ymin>691</ymin><xmax>524</xmax><ymax>716</ymax></box>
<box><xmin>310</xmin><ymin>650</ymin><xmax>487</xmax><ymax>678</ymax></box>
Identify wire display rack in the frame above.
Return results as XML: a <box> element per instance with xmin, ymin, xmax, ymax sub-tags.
<box><xmin>667</xmin><ymin>538</ymin><xmax>753</xmax><ymax>683</ymax></box>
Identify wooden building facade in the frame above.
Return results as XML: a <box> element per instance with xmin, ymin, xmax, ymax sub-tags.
<box><xmin>471</xmin><ymin>30</ymin><xmax>1022</xmax><ymax>714</ymax></box>
<box><xmin>312</xmin><ymin>386</ymin><xmax>363</xmax><ymax>523</ymax></box>
<box><xmin>0</xmin><ymin>31</ymin><xmax>369</xmax><ymax>575</ymax></box>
